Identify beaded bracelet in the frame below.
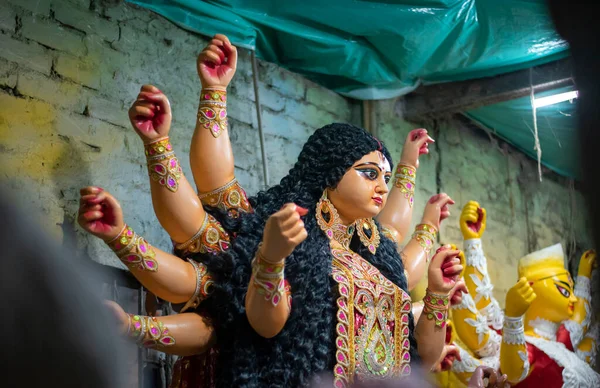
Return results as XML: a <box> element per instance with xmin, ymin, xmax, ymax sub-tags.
<box><xmin>145</xmin><ymin>137</ymin><xmax>182</xmax><ymax>192</ymax></box>
<box><xmin>423</xmin><ymin>288</ymin><xmax>450</xmax><ymax>328</ymax></box>
<box><xmin>394</xmin><ymin>163</ymin><xmax>416</xmax><ymax>207</ymax></box>
<box><xmin>107</xmin><ymin>225</ymin><xmax>158</xmax><ymax>272</ymax></box>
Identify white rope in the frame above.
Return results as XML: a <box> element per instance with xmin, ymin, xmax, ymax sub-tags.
<box><xmin>529</xmin><ymin>68</ymin><xmax>543</xmax><ymax>182</ymax></box>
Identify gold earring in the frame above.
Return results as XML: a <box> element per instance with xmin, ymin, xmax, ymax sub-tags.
<box><xmin>356</xmin><ymin>218</ymin><xmax>380</xmax><ymax>254</ymax></box>
<box><xmin>316</xmin><ymin>190</ymin><xmax>354</xmax><ymax>248</ymax></box>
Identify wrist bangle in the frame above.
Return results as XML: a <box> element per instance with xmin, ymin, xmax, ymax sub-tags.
<box><xmin>252</xmin><ymin>243</ymin><xmax>288</xmax><ymax>307</ymax></box>
<box><xmin>423</xmin><ymin>288</ymin><xmax>450</xmax><ymax>328</ymax></box>
<box><xmin>198</xmin><ymin>89</ymin><xmax>227</xmax><ymax>138</ymax></box>
<box><xmin>412</xmin><ymin>223</ymin><xmax>437</xmax><ymax>258</ymax></box>
<box><xmin>394</xmin><ymin>163</ymin><xmax>416</xmax><ymax>207</ymax></box>
<box><xmin>144</xmin><ymin>137</ymin><xmax>182</xmax><ymax>192</ymax></box>
<box><xmin>107</xmin><ymin>225</ymin><xmax>158</xmax><ymax>272</ymax></box>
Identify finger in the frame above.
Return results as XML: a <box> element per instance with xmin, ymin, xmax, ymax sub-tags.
<box><xmin>487</xmin><ymin>368</ymin><xmax>499</xmax><ymax>386</ymax></box>
<box><xmin>207</xmin><ymin>44</ymin><xmax>225</xmax><ymax>62</ymax></box>
<box><xmin>431</xmin><ymin>250</ymin><xmax>461</xmax><ymax>267</ymax></box>
<box><xmin>281</xmin><ymin>210</ymin><xmax>301</xmax><ymax>229</ymax></box>
<box><xmin>480</xmin><ymin>208</ymin><xmax>487</xmax><ymax>223</ymax></box>
<box><xmin>295</xmin><ymin>205</ymin><xmax>308</xmax><ymax>217</ymax></box>
<box><xmin>290</xmin><ymin>227</ymin><xmax>308</xmax><ymax>245</ymax></box>
<box><xmin>443</xmin><ymin>265</ymin><xmax>463</xmax><ymax>277</ymax></box>
<box><xmin>433</xmin><ymin>193</ymin><xmax>450</xmax><ymax>205</ymax></box>
<box><xmin>80</xmin><ymin>186</ymin><xmax>103</xmax><ymax>196</ymax></box>
<box><xmin>214</xmin><ymin>33</ymin><xmax>231</xmax><ymax>46</ymax></box>
<box><xmin>199</xmin><ymin>50</ymin><xmax>222</xmax><ymax>66</ymax></box>
<box><xmin>80</xmin><ymin>210</ymin><xmax>103</xmax><ymax>222</ymax></box>
<box><xmin>131</xmin><ymin>105</ymin><xmax>155</xmax><ymax>119</ymax></box>
<box><xmin>223</xmin><ymin>40</ymin><xmax>238</xmax><ymax>68</ymax></box>
<box><xmin>140</xmin><ymin>84</ymin><xmax>161</xmax><ymax>94</ymax></box>
<box><xmin>142</xmin><ymin>93</ymin><xmax>171</xmax><ymax>116</ymax></box>
<box><xmin>210</xmin><ymin>38</ymin><xmax>224</xmax><ymax>47</ymax></box>
<box><xmin>286</xmin><ymin>219</ymin><xmax>306</xmax><ymax>237</ymax></box>
<box><xmin>454</xmin><ymin>282</ymin><xmax>469</xmax><ymax>295</ymax></box>
<box><xmin>522</xmin><ymin>287</ymin><xmax>535</xmax><ymax>299</ymax></box>
<box><xmin>429</xmin><ymin>194</ymin><xmax>440</xmax><ymax>204</ymax></box>
<box><xmin>526</xmin><ymin>293</ymin><xmax>537</xmax><ymax>304</ymax></box>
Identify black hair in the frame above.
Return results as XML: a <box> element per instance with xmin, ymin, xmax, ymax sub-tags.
<box><xmin>190</xmin><ymin>123</ymin><xmax>418</xmax><ymax>387</ymax></box>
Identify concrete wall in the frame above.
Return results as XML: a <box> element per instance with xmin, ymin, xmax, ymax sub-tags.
<box><xmin>0</xmin><ymin>0</ymin><xmax>358</xmax><ymax>268</ymax></box>
<box><xmin>374</xmin><ymin>99</ymin><xmax>593</xmax><ymax>305</ymax></box>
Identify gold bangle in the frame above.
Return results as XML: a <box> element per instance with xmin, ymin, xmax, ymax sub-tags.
<box><xmin>145</xmin><ymin>137</ymin><xmax>182</xmax><ymax>192</ymax></box>
<box><xmin>198</xmin><ymin>89</ymin><xmax>227</xmax><ymax>138</ymax></box>
<box><xmin>423</xmin><ymin>288</ymin><xmax>450</xmax><ymax>328</ymax></box>
<box><xmin>394</xmin><ymin>163</ymin><xmax>416</xmax><ymax>207</ymax></box>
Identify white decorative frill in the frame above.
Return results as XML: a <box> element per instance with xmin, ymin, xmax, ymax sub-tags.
<box><xmin>526</xmin><ymin>335</ymin><xmax>600</xmax><ymax>387</ymax></box>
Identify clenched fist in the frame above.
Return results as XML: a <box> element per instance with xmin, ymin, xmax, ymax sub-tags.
<box><xmin>261</xmin><ymin>203</ymin><xmax>308</xmax><ymax>263</ymax></box>
<box><xmin>197</xmin><ymin>34</ymin><xmax>238</xmax><ymax>89</ymax></box>
<box><xmin>577</xmin><ymin>249</ymin><xmax>597</xmax><ymax>278</ymax></box>
<box><xmin>78</xmin><ymin>186</ymin><xmax>125</xmax><ymax>242</ymax></box>
<box><xmin>428</xmin><ymin>246</ymin><xmax>464</xmax><ymax>294</ymax></box>
<box><xmin>399</xmin><ymin>128</ymin><xmax>435</xmax><ymax>168</ymax></box>
<box><xmin>505</xmin><ymin>277</ymin><xmax>536</xmax><ymax>317</ymax></box>
<box><xmin>128</xmin><ymin>85</ymin><xmax>172</xmax><ymax>144</ymax></box>
<box><xmin>421</xmin><ymin>193</ymin><xmax>455</xmax><ymax>230</ymax></box>
<box><xmin>460</xmin><ymin>201</ymin><xmax>486</xmax><ymax>240</ymax></box>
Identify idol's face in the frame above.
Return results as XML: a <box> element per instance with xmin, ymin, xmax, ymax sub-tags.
<box><xmin>328</xmin><ymin>151</ymin><xmax>391</xmax><ymax>224</ymax></box>
<box><xmin>530</xmin><ymin>272</ymin><xmax>577</xmax><ymax>323</ymax></box>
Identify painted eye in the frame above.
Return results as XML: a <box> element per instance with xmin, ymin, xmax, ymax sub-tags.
<box><xmin>358</xmin><ymin>169</ymin><xmax>378</xmax><ymax>180</ymax></box>
<box><xmin>555</xmin><ymin>284</ymin><xmax>570</xmax><ymax>298</ymax></box>
<box><xmin>384</xmin><ymin>175</ymin><xmax>391</xmax><ymax>184</ymax></box>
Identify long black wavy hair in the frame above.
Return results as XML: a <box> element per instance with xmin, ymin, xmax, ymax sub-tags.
<box><xmin>190</xmin><ymin>123</ymin><xmax>418</xmax><ymax>387</ymax></box>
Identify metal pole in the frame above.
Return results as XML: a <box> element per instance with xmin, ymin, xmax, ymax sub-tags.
<box><xmin>251</xmin><ymin>50</ymin><xmax>270</xmax><ymax>189</ymax></box>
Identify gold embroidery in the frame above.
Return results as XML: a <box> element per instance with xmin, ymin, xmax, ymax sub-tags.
<box><xmin>198</xmin><ymin>179</ymin><xmax>252</xmax><ymax>218</ymax></box>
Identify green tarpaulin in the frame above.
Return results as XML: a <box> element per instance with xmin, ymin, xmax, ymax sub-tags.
<box><xmin>466</xmin><ymin>87</ymin><xmax>579</xmax><ymax>179</ymax></box>
<box><xmin>127</xmin><ymin>0</ymin><xmax>568</xmax><ymax>99</ymax></box>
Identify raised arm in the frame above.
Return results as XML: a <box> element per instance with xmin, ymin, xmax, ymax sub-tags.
<box><xmin>395</xmin><ymin>193</ymin><xmax>454</xmax><ymax>290</ymax></box>
<box><xmin>245</xmin><ymin>204</ymin><xmax>308</xmax><ymax>338</ymax></box>
<box><xmin>460</xmin><ymin>201</ymin><xmax>504</xmax><ymax>331</ymax></box>
<box><xmin>559</xmin><ymin>249</ymin><xmax>597</xmax><ymax>349</ymax></box>
<box><xmin>191</xmin><ymin>34</ymin><xmax>238</xmax><ymax>193</ymax></box>
<box><xmin>377</xmin><ymin>128</ymin><xmax>434</xmax><ymax>242</ymax></box>
<box><xmin>78</xmin><ymin>187</ymin><xmax>214</xmax><ymax>306</ymax></box>
<box><xmin>414</xmin><ymin>247</ymin><xmax>464</xmax><ymax>369</ymax></box>
<box><xmin>127</xmin><ymin>86</ymin><xmax>206</xmax><ymax>244</ymax></box>
<box><xmin>500</xmin><ymin>278</ymin><xmax>536</xmax><ymax>384</ymax></box>
<box><xmin>105</xmin><ymin>300</ymin><xmax>215</xmax><ymax>356</ymax></box>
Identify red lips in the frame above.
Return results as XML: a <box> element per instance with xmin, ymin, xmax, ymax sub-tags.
<box><xmin>372</xmin><ymin>197</ymin><xmax>383</xmax><ymax>205</ymax></box>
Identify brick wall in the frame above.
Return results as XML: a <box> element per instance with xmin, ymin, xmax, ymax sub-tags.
<box><xmin>0</xmin><ymin>0</ymin><xmax>357</xmax><ymax>268</ymax></box>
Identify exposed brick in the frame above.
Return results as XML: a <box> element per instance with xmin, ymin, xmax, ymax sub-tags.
<box><xmin>103</xmin><ymin>2</ymin><xmax>153</xmax><ymax>23</ymax></box>
<box><xmin>0</xmin><ymin>2</ymin><xmax>17</xmax><ymax>32</ymax></box>
<box><xmin>21</xmin><ymin>15</ymin><xmax>86</xmax><ymax>56</ymax></box>
<box><xmin>55</xmin><ymin>52</ymin><xmax>101</xmax><ymax>89</ymax></box>
<box><xmin>0</xmin><ymin>34</ymin><xmax>52</xmax><ymax>75</ymax></box>
<box><xmin>53</xmin><ymin>2</ymin><xmax>119</xmax><ymax>42</ymax></box>
<box><xmin>0</xmin><ymin>58</ymin><xmax>18</xmax><ymax>89</ymax></box>
<box><xmin>85</xmin><ymin>93</ymin><xmax>129</xmax><ymax>128</ymax></box>
<box><xmin>228</xmin><ymin>96</ymin><xmax>256</xmax><ymax>127</ymax></box>
<box><xmin>17</xmin><ymin>68</ymin><xmax>86</xmax><ymax>112</ymax></box>
<box><xmin>306</xmin><ymin>84</ymin><xmax>351</xmax><ymax>118</ymax></box>
<box><xmin>259</xmin><ymin>61</ymin><xmax>306</xmax><ymax>100</ymax></box>
<box><xmin>284</xmin><ymin>99</ymin><xmax>338</xmax><ymax>129</ymax></box>
<box><xmin>111</xmin><ymin>23</ymin><xmax>158</xmax><ymax>57</ymax></box>
<box><xmin>7</xmin><ymin>0</ymin><xmax>51</xmax><ymax>16</ymax></box>
<box><xmin>261</xmin><ymin>109</ymin><xmax>312</xmax><ymax>143</ymax></box>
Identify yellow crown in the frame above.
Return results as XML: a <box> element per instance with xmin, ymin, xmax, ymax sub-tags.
<box><xmin>518</xmin><ymin>243</ymin><xmax>568</xmax><ymax>281</ymax></box>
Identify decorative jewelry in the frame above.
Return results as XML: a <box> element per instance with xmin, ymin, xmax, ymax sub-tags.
<box><xmin>198</xmin><ymin>178</ymin><xmax>252</xmax><ymax>218</ymax></box>
<box><xmin>180</xmin><ymin>259</ymin><xmax>214</xmax><ymax>313</ymax></box>
<box><xmin>145</xmin><ymin>137</ymin><xmax>182</xmax><ymax>192</ymax></box>
<box><xmin>107</xmin><ymin>225</ymin><xmax>158</xmax><ymax>272</ymax></box>
<box><xmin>251</xmin><ymin>244</ymin><xmax>288</xmax><ymax>307</ymax></box>
<box><xmin>503</xmin><ymin>316</ymin><xmax>526</xmax><ymax>345</ymax></box>
<box><xmin>356</xmin><ymin>218</ymin><xmax>380</xmax><ymax>254</ymax></box>
<box><xmin>381</xmin><ymin>225</ymin><xmax>399</xmax><ymax>245</ymax></box>
<box><xmin>393</xmin><ymin>163</ymin><xmax>416</xmax><ymax>207</ymax></box>
<box><xmin>174</xmin><ymin>213</ymin><xmax>231</xmax><ymax>254</ymax></box>
<box><xmin>143</xmin><ymin>316</ymin><xmax>176</xmax><ymax>348</ymax></box>
<box><xmin>198</xmin><ymin>88</ymin><xmax>227</xmax><ymax>138</ymax></box>
<box><xmin>423</xmin><ymin>288</ymin><xmax>450</xmax><ymax>328</ymax></box>
<box><xmin>316</xmin><ymin>190</ymin><xmax>355</xmax><ymax>249</ymax></box>
<box><xmin>412</xmin><ymin>223</ymin><xmax>437</xmax><ymax>257</ymax></box>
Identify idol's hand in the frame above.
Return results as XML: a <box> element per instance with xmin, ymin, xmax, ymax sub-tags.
<box><xmin>261</xmin><ymin>203</ymin><xmax>308</xmax><ymax>262</ymax></box>
<box><xmin>421</xmin><ymin>193</ymin><xmax>455</xmax><ymax>230</ymax></box>
<box><xmin>399</xmin><ymin>128</ymin><xmax>434</xmax><ymax>168</ymax></box>
<box><xmin>128</xmin><ymin>85</ymin><xmax>172</xmax><ymax>144</ymax></box>
<box><xmin>78</xmin><ymin>187</ymin><xmax>125</xmax><ymax>242</ymax></box>
<box><xmin>577</xmin><ymin>249</ymin><xmax>597</xmax><ymax>278</ymax></box>
<box><xmin>460</xmin><ymin>201</ymin><xmax>487</xmax><ymax>240</ymax></box>
<box><xmin>197</xmin><ymin>34</ymin><xmax>238</xmax><ymax>89</ymax></box>
<box><xmin>505</xmin><ymin>277</ymin><xmax>536</xmax><ymax>317</ymax></box>
<box><xmin>468</xmin><ymin>366</ymin><xmax>509</xmax><ymax>388</ymax></box>
<box><xmin>103</xmin><ymin>300</ymin><xmax>129</xmax><ymax>334</ymax></box>
<box><xmin>431</xmin><ymin>344</ymin><xmax>462</xmax><ymax>372</ymax></box>
<box><xmin>427</xmin><ymin>245</ymin><xmax>464</xmax><ymax>294</ymax></box>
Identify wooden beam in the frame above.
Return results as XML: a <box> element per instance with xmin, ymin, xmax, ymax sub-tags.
<box><xmin>399</xmin><ymin>58</ymin><xmax>574</xmax><ymax>121</ymax></box>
